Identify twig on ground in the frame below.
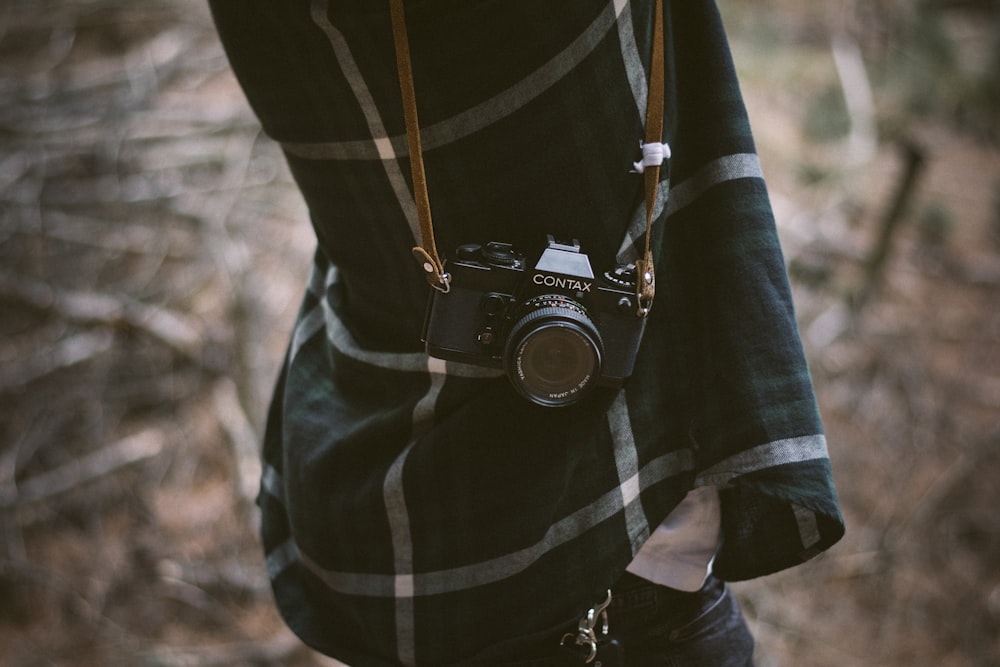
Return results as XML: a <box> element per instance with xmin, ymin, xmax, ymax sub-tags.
<box><xmin>145</xmin><ymin>630</ymin><xmax>307</xmax><ymax>667</ymax></box>
<box><xmin>886</xmin><ymin>430</ymin><xmax>1000</xmax><ymax>549</ymax></box>
<box><xmin>14</xmin><ymin>210</ymin><xmax>194</xmax><ymax>258</ymax></box>
<box><xmin>831</xmin><ymin>32</ymin><xmax>878</xmax><ymax>168</ymax></box>
<box><xmin>0</xmin><ymin>329</ymin><xmax>115</xmax><ymax>392</ymax></box>
<box><xmin>851</xmin><ymin>139</ymin><xmax>927</xmax><ymax>313</ymax></box>
<box><xmin>0</xmin><ymin>270</ymin><xmax>204</xmax><ymax>361</ymax></box>
<box><xmin>157</xmin><ymin>557</ymin><xmax>270</xmax><ymax>598</ymax></box>
<box><xmin>213</xmin><ymin>378</ymin><xmax>262</xmax><ymax>514</ymax></box>
<box><xmin>0</xmin><ymin>428</ymin><xmax>164</xmax><ymax>510</ymax></box>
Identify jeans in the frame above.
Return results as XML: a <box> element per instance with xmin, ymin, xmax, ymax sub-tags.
<box><xmin>493</xmin><ymin>572</ymin><xmax>755</xmax><ymax>666</ymax></box>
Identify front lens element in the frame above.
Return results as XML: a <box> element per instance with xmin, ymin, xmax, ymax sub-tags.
<box><xmin>506</xmin><ymin>304</ymin><xmax>602</xmax><ymax>407</ymax></box>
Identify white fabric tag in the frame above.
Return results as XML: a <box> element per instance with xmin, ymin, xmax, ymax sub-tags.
<box><xmin>631</xmin><ymin>141</ymin><xmax>671</xmax><ymax>173</ymax></box>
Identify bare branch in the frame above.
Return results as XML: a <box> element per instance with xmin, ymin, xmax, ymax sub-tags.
<box><xmin>156</xmin><ymin>558</ymin><xmax>270</xmax><ymax>598</ymax></box>
<box><xmin>831</xmin><ymin>32</ymin><xmax>878</xmax><ymax>168</ymax></box>
<box><xmin>144</xmin><ymin>630</ymin><xmax>310</xmax><ymax>667</ymax></box>
<box><xmin>212</xmin><ymin>378</ymin><xmax>262</xmax><ymax>512</ymax></box>
<box><xmin>851</xmin><ymin>140</ymin><xmax>927</xmax><ymax>313</ymax></box>
<box><xmin>0</xmin><ymin>330</ymin><xmax>115</xmax><ymax>391</ymax></box>
<box><xmin>0</xmin><ymin>270</ymin><xmax>204</xmax><ymax>360</ymax></box>
<box><xmin>0</xmin><ymin>428</ymin><xmax>164</xmax><ymax>510</ymax></box>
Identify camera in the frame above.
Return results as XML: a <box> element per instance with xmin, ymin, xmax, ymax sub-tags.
<box><xmin>423</xmin><ymin>236</ymin><xmax>648</xmax><ymax>407</ymax></box>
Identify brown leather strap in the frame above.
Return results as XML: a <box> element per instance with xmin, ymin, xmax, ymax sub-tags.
<box><xmin>390</xmin><ymin>0</ymin><xmax>666</xmax><ymax>309</ymax></box>
<box><xmin>635</xmin><ymin>0</ymin><xmax>665</xmax><ymax>316</ymax></box>
<box><xmin>389</xmin><ymin>0</ymin><xmax>450</xmax><ymax>292</ymax></box>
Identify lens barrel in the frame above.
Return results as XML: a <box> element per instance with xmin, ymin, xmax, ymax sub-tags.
<box><xmin>504</xmin><ymin>301</ymin><xmax>603</xmax><ymax>407</ymax></box>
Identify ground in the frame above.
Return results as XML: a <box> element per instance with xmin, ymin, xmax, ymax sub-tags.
<box><xmin>1</xmin><ymin>1</ymin><xmax>998</xmax><ymax>665</ymax></box>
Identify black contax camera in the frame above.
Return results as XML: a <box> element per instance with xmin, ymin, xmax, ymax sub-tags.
<box><xmin>423</xmin><ymin>236</ymin><xmax>648</xmax><ymax>407</ymax></box>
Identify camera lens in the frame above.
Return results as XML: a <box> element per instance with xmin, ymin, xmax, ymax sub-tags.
<box><xmin>505</xmin><ymin>300</ymin><xmax>603</xmax><ymax>407</ymax></box>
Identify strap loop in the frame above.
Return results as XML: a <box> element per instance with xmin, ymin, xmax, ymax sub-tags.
<box><xmin>635</xmin><ymin>254</ymin><xmax>655</xmax><ymax>316</ymax></box>
<box><xmin>412</xmin><ymin>247</ymin><xmax>451</xmax><ymax>293</ymax></box>
<box><xmin>390</xmin><ymin>0</ymin><xmax>449</xmax><ymax>291</ymax></box>
<box><xmin>631</xmin><ymin>141</ymin><xmax>671</xmax><ymax>173</ymax></box>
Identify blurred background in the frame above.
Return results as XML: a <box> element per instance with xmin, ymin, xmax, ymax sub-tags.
<box><xmin>0</xmin><ymin>0</ymin><xmax>997</xmax><ymax>665</ymax></box>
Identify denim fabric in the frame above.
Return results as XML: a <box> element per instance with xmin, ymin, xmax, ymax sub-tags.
<box><xmin>495</xmin><ymin>572</ymin><xmax>754</xmax><ymax>666</ymax></box>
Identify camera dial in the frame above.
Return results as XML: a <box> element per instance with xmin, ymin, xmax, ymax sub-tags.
<box><xmin>603</xmin><ymin>264</ymin><xmax>638</xmax><ymax>288</ymax></box>
<box><xmin>481</xmin><ymin>241</ymin><xmax>520</xmax><ymax>266</ymax></box>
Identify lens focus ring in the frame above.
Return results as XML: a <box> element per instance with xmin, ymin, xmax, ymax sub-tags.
<box><xmin>504</xmin><ymin>303</ymin><xmax>603</xmax><ymax>407</ymax></box>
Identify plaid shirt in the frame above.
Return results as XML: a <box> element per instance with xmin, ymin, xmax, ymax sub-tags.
<box><xmin>210</xmin><ymin>0</ymin><xmax>845</xmax><ymax>664</ymax></box>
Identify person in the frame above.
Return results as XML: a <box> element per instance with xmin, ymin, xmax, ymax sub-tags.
<box><xmin>207</xmin><ymin>0</ymin><xmax>844</xmax><ymax>665</ymax></box>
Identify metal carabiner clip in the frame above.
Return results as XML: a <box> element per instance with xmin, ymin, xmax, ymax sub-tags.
<box><xmin>560</xmin><ymin>628</ymin><xmax>598</xmax><ymax>664</ymax></box>
<box><xmin>559</xmin><ymin>589</ymin><xmax>612</xmax><ymax>664</ymax></box>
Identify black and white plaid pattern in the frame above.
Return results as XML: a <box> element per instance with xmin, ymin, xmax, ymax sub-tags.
<box><xmin>210</xmin><ymin>0</ymin><xmax>845</xmax><ymax>664</ymax></box>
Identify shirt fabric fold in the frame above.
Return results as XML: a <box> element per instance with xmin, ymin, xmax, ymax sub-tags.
<box><xmin>208</xmin><ymin>0</ymin><xmax>845</xmax><ymax>664</ymax></box>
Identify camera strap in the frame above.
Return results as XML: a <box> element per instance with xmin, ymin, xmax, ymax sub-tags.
<box><xmin>635</xmin><ymin>0</ymin><xmax>665</xmax><ymax>316</ymax></box>
<box><xmin>389</xmin><ymin>0</ymin><xmax>450</xmax><ymax>293</ymax></box>
<box><xmin>390</xmin><ymin>0</ymin><xmax>666</xmax><ymax>312</ymax></box>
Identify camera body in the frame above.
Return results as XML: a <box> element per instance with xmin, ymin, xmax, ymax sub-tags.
<box><xmin>423</xmin><ymin>236</ymin><xmax>647</xmax><ymax>406</ymax></box>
